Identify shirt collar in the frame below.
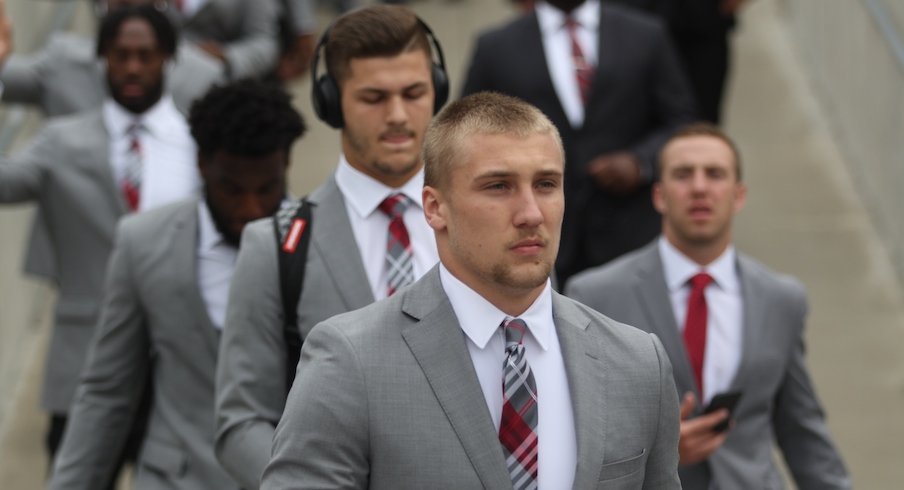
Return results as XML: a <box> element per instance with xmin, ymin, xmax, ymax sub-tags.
<box><xmin>103</xmin><ymin>95</ymin><xmax>179</xmax><ymax>138</ymax></box>
<box><xmin>439</xmin><ymin>263</ymin><xmax>553</xmax><ymax>352</ymax></box>
<box><xmin>536</xmin><ymin>0</ymin><xmax>600</xmax><ymax>36</ymax></box>
<box><xmin>658</xmin><ymin>236</ymin><xmax>739</xmax><ymax>293</ymax></box>
<box><xmin>335</xmin><ymin>154</ymin><xmax>425</xmax><ymax>218</ymax></box>
<box><xmin>197</xmin><ymin>199</ymin><xmax>232</xmax><ymax>254</ymax></box>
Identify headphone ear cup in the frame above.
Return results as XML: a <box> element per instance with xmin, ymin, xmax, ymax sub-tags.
<box><xmin>431</xmin><ymin>63</ymin><xmax>449</xmax><ymax>115</ymax></box>
<box><xmin>312</xmin><ymin>74</ymin><xmax>344</xmax><ymax>129</ymax></box>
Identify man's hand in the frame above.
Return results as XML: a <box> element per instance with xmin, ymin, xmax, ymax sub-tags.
<box><xmin>276</xmin><ymin>33</ymin><xmax>315</xmax><ymax>82</ymax></box>
<box><xmin>0</xmin><ymin>0</ymin><xmax>13</xmax><ymax>68</ymax></box>
<box><xmin>586</xmin><ymin>151</ymin><xmax>641</xmax><ymax>196</ymax></box>
<box><xmin>678</xmin><ymin>392</ymin><xmax>731</xmax><ymax>465</ymax></box>
<box><xmin>197</xmin><ymin>40</ymin><xmax>226</xmax><ymax>63</ymax></box>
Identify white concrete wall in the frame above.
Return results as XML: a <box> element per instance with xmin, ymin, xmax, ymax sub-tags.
<box><xmin>783</xmin><ymin>0</ymin><xmax>904</xmax><ymax>281</ymax></box>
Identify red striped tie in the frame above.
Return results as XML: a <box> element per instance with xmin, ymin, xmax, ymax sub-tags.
<box><xmin>499</xmin><ymin>318</ymin><xmax>538</xmax><ymax>490</ymax></box>
<box><xmin>565</xmin><ymin>17</ymin><xmax>594</xmax><ymax>105</ymax></box>
<box><xmin>684</xmin><ymin>272</ymin><xmax>713</xmax><ymax>395</ymax></box>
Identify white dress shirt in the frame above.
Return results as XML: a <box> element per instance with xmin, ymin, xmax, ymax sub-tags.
<box><xmin>536</xmin><ymin>0</ymin><xmax>600</xmax><ymax>128</ymax></box>
<box><xmin>659</xmin><ymin>237</ymin><xmax>744</xmax><ymax>404</ymax></box>
<box><xmin>439</xmin><ymin>264</ymin><xmax>576</xmax><ymax>490</ymax></box>
<box><xmin>104</xmin><ymin>96</ymin><xmax>200</xmax><ymax>212</ymax></box>
<box><xmin>178</xmin><ymin>0</ymin><xmax>208</xmax><ymax>18</ymax></box>
<box><xmin>197</xmin><ymin>200</ymin><xmax>238</xmax><ymax>330</ymax></box>
<box><xmin>335</xmin><ymin>156</ymin><xmax>439</xmax><ymax>300</ymax></box>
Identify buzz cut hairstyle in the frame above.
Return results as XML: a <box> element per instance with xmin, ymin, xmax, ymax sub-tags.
<box><xmin>658</xmin><ymin>122</ymin><xmax>743</xmax><ymax>181</ymax></box>
<box><xmin>423</xmin><ymin>91</ymin><xmax>564</xmax><ymax>190</ymax></box>
<box><xmin>325</xmin><ymin>5</ymin><xmax>432</xmax><ymax>86</ymax></box>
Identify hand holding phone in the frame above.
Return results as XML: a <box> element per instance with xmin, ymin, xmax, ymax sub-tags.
<box><xmin>703</xmin><ymin>391</ymin><xmax>742</xmax><ymax>433</ymax></box>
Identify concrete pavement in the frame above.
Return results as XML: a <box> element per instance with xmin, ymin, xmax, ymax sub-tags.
<box><xmin>0</xmin><ymin>0</ymin><xmax>902</xmax><ymax>487</ymax></box>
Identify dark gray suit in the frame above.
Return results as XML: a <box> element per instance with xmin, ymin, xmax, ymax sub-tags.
<box><xmin>566</xmin><ymin>241</ymin><xmax>851</xmax><ymax>489</ymax></box>
<box><xmin>262</xmin><ymin>267</ymin><xmax>681</xmax><ymax>489</ymax></box>
<box><xmin>215</xmin><ymin>174</ymin><xmax>376</xmax><ymax>489</ymax></box>
<box><xmin>461</xmin><ymin>4</ymin><xmax>697</xmax><ymax>283</ymax></box>
<box><xmin>49</xmin><ymin>200</ymin><xmax>239</xmax><ymax>490</ymax></box>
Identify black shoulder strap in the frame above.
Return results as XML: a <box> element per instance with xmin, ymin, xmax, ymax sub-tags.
<box><xmin>273</xmin><ymin>197</ymin><xmax>314</xmax><ymax>394</ymax></box>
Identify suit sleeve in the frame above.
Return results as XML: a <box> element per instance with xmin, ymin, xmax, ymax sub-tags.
<box><xmin>772</xmin><ymin>292</ymin><xmax>852</xmax><ymax>489</ymax></box>
<box><xmin>0</xmin><ymin>49</ymin><xmax>49</xmax><ymax>106</ymax></box>
<box><xmin>215</xmin><ymin>219</ymin><xmax>288</xmax><ymax>489</ymax></box>
<box><xmin>627</xmin><ymin>22</ymin><xmax>697</xmax><ymax>181</ymax></box>
<box><xmin>220</xmin><ymin>0</ymin><xmax>280</xmax><ymax>79</ymax></box>
<box><xmin>0</xmin><ymin>124</ymin><xmax>53</xmax><ymax>202</ymax></box>
<box><xmin>644</xmin><ymin>333</ymin><xmax>682</xmax><ymax>489</ymax></box>
<box><xmin>262</xmin><ymin>320</ymin><xmax>370</xmax><ymax>489</ymax></box>
<box><xmin>48</xmin><ymin>220</ymin><xmax>150</xmax><ymax>489</ymax></box>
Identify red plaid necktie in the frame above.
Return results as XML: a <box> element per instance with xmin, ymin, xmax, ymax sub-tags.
<box><xmin>122</xmin><ymin>122</ymin><xmax>143</xmax><ymax>212</ymax></box>
<box><xmin>684</xmin><ymin>272</ymin><xmax>713</xmax><ymax>395</ymax></box>
<box><xmin>565</xmin><ymin>17</ymin><xmax>594</xmax><ymax>105</ymax></box>
<box><xmin>499</xmin><ymin>318</ymin><xmax>538</xmax><ymax>489</ymax></box>
<box><xmin>378</xmin><ymin>194</ymin><xmax>414</xmax><ymax>296</ymax></box>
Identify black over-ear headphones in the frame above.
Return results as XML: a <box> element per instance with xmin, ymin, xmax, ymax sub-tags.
<box><xmin>310</xmin><ymin>16</ymin><xmax>450</xmax><ymax>129</ymax></box>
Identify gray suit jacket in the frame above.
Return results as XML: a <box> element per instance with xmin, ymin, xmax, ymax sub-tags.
<box><xmin>566</xmin><ymin>241</ymin><xmax>851</xmax><ymax>490</ymax></box>
<box><xmin>1</xmin><ymin>32</ymin><xmax>222</xmax><ymax>284</ymax></box>
<box><xmin>49</xmin><ymin>200</ymin><xmax>239</xmax><ymax>490</ymax></box>
<box><xmin>261</xmin><ymin>267</ymin><xmax>681</xmax><ymax>489</ymax></box>
<box><xmin>215</xmin><ymin>174</ymin><xmax>376</xmax><ymax>489</ymax></box>
<box><xmin>0</xmin><ymin>109</ymin><xmax>123</xmax><ymax>413</ymax></box>
<box><xmin>174</xmin><ymin>0</ymin><xmax>280</xmax><ymax>79</ymax></box>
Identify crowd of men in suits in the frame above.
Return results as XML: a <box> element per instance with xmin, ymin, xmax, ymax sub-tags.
<box><xmin>0</xmin><ymin>0</ymin><xmax>852</xmax><ymax>489</ymax></box>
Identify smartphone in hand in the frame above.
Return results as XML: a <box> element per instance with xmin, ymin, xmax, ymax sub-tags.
<box><xmin>703</xmin><ymin>391</ymin><xmax>742</xmax><ymax>433</ymax></box>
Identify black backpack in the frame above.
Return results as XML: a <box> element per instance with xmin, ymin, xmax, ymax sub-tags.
<box><xmin>272</xmin><ymin>198</ymin><xmax>314</xmax><ymax>394</ymax></box>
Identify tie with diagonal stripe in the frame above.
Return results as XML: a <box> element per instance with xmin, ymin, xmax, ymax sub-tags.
<box><xmin>499</xmin><ymin>318</ymin><xmax>539</xmax><ymax>490</ymax></box>
<box><xmin>565</xmin><ymin>16</ymin><xmax>594</xmax><ymax>105</ymax></box>
<box><xmin>378</xmin><ymin>193</ymin><xmax>415</xmax><ymax>296</ymax></box>
<box><xmin>122</xmin><ymin>122</ymin><xmax>143</xmax><ymax>212</ymax></box>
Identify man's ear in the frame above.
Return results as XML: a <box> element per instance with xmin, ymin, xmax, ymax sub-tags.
<box><xmin>422</xmin><ymin>185</ymin><xmax>447</xmax><ymax>232</ymax></box>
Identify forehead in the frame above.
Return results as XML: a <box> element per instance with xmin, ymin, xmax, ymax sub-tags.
<box><xmin>342</xmin><ymin>50</ymin><xmax>432</xmax><ymax>90</ymax></box>
<box><xmin>110</xmin><ymin>18</ymin><xmax>158</xmax><ymax>49</ymax></box>
<box><xmin>661</xmin><ymin>135</ymin><xmax>735</xmax><ymax>171</ymax></box>
<box><xmin>456</xmin><ymin>131</ymin><xmax>563</xmax><ymax>177</ymax></box>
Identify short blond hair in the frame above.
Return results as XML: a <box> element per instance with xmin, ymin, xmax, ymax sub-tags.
<box><xmin>423</xmin><ymin>91</ymin><xmax>563</xmax><ymax>189</ymax></box>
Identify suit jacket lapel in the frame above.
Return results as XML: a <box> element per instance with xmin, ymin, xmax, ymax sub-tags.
<box><xmin>635</xmin><ymin>244</ymin><xmax>698</xmax><ymax>397</ymax></box>
<box><xmin>400</xmin><ymin>269</ymin><xmax>511</xmax><ymax>489</ymax></box>
<box><xmin>169</xmin><ymin>200</ymin><xmax>220</xmax><ymax>359</ymax></box>
<box><xmin>729</xmin><ymin>256</ymin><xmax>766</xmax><ymax>393</ymax></box>
<box><xmin>307</xmin><ymin>175</ymin><xmax>374</xmax><ymax>309</ymax></box>
<box><xmin>78</xmin><ymin>110</ymin><xmax>127</xmax><ymax>216</ymax></box>
<box><xmin>553</xmin><ymin>293</ymin><xmax>608</xmax><ymax>489</ymax></box>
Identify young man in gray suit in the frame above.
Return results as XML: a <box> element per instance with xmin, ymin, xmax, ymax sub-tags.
<box><xmin>49</xmin><ymin>80</ymin><xmax>305</xmax><ymax>490</ymax></box>
<box><xmin>215</xmin><ymin>6</ymin><xmax>445</xmax><ymax>488</ymax></box>
<box><xmin>566</xmin><ymin>123</ymin><xmax>851</xmax><ymax>489</ymax></box>
<box><xmin>0</xmin><ymin>5</ymin><xmax>199</xmax><ymax>467</ymax></box>
<box><xmin>263</xmin><ymin>92</ymin><xmax>681</xmax><ymax>490</ymax></box>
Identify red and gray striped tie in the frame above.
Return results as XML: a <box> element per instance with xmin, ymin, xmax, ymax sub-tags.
<box><xmin>499</xmin><ymin>318</ymin><xmax>539</xmax><ymax>490</ymax></box>
<box><xmin>378</xmin><ymin>194</ymin><xmax>414</xmax><ymax>296</ymax></box>
<box><xmin>122</xmin><ymin>122</ymin><xmax>143</xmax><ymax>212</ymax></box>
<box><xmin>565</xmin><ymin>16</ymin><xmax>594</xmax><ymax>105</ymax></box>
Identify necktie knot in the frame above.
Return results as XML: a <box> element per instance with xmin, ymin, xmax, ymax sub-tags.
<box><xmin>379</xmin><ymin>193</ymin><xmax>410</xmax><ymax>220</ymax></box>
<box><xmin>502</xmin><ymin>318</ymin><xmax>528</xmax><ymax>350</ymax></box>
<box><xmin>690</xmin><ymin>272</ymin><xmax>714</xmax><ymax>292</ymax></box>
